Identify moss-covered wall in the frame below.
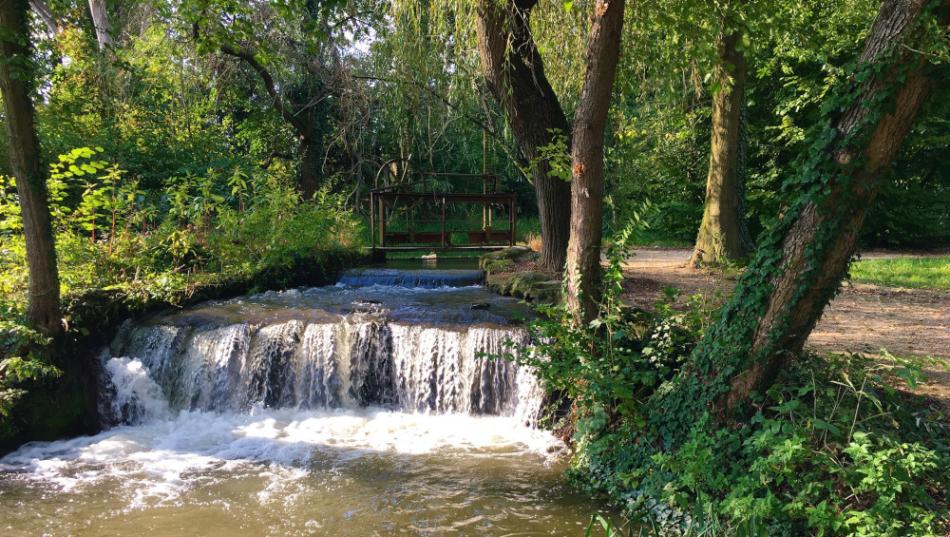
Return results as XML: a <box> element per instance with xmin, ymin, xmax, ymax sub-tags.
<box><xmin>480</xmin><ymin>247</ymin><xmax>562</xmax><ymax>304</ymax></box>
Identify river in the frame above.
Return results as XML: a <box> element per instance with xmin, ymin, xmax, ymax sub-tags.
<box><xmin>0</xmin><ymin>262</ymin><xmax>608</xmax><ymax>536</ymax></box>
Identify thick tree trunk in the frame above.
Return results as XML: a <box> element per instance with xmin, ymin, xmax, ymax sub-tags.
<box><xmin>298</xmin><ymin>136</ymin><xmax>322</xmax><ymax>200</ymax></box>
<box><xmin>476</xmin><ymin>0</ymin><xmax>572</xmax><ymax>273</ymax></box>
<box><xmin>736</xmin><ymin>103</ymin><xmax>754</xmax><ymax>252</ymax></box>
<box><xmin>0</xmin><ymin>0</ymin><xmax>63</xmax><ymax>339</ymax></box>
<box><xmin>651</xmin><ymin>0</ymin><xmax>946</xmax><ymax>439</ymax></box>
<box><xmin>87</xmin><ymin>0</ymin><xmax>112</xmax><ymax>51</ymax></box>
<box><xmin>564</xmin><ymin>0</ymin><xmax>626</xmax><ymax>324</ymax></box>
<box><xmin>690</xmin><ymin>27</ymin><xmax>752</xmax><ymax>266</ymax></box>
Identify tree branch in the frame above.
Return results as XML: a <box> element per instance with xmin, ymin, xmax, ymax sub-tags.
<box><xmin>351</xmin><ymin>74</ymin><xmax>528</xmax><ymax>175</ymax></box>
<box><xmin>220</xmin><ymin>43</ymin><xmax>307</xmax><ymax>136</ymax></box>
<box><xmin>29</xmin><ymin>0</ymin><xmax>59</xmax><ymax>35</ymax></box>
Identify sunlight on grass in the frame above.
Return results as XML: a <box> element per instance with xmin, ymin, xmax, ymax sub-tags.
<box><xmin>850</xmin><ymin>255</ymin><xmax>950</xmax><ymax>290</ymax></box>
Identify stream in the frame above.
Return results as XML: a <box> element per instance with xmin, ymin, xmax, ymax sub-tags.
<box><xmin>0</xmin><ymin>262</ymin><xmax>608</xmax><ymax>536</ymax></box>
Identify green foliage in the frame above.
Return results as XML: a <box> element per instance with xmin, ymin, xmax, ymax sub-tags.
<box><xmin>0</xmin><ymin>356</ymin><xmax>62</xmax><ymax>418</ymax></box>
<box><xmin>510</xmin><ymin>207</ymin><xmax>948</xmax><ymax>536</ymax></box>
<box><xmin>642</xmin><ymin>353</ymin><xmax>949</xmax><ymax>536</ymax></box>
<box><xmin>537</xmin><ymin>275</ymin><xmax>950</xmax><ymax>534</ymax></box>
<box><xmin>1</xmin><ymin>147</ymin><xmax>361</xmax><ymax>306</ymax></box>
<box><xmin>0</xmin><ymin>146</ymin><xmax>361</xmax><ymax>439</ymax></box>
<box><xmin>534</xmin><ymin>129</ymin><xmax>573</xmax><ymax>182</ymax></box>
<box><xmin>0</xmin><ymin>319</ymin><xmax>60</xmax><ymax>421</ymax></box>
<box><xmin>502</xmin><ymin>217</ymin><xmax>713</xmax><ymax>424</ymax></box>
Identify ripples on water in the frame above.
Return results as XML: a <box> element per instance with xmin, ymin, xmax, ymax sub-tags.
<box><xmin>0</xmin><ymin>267</ymin><xmax>609</xmax><ymax>536</ymax></box>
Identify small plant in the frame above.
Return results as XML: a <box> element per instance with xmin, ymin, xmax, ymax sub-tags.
<box><xmin>0</xmin><ymin>147</ymin><xmax>363</xmax><ymax>442</ymax></box>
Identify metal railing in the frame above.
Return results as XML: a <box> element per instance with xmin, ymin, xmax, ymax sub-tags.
<box><xmin>368</xmin><ymin>172</ymin><xmax>516</xmax><ymax>251</ymax></box>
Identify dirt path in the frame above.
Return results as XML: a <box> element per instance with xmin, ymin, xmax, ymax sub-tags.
<box><xmin>622</xmin><ymin>248</ymin><xmax>950</xmax><ymax>405</ymax></box>
<box><xmin>621</xmin><ymin>248</ymin><xmax>950</xmax><ymax>359</ymax></box>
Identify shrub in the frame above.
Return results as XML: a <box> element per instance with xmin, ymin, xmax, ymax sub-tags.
<box><xmin>507</xmin><ymin>224</ymin><xmax>950</xmax><ymax>536</ymax></box>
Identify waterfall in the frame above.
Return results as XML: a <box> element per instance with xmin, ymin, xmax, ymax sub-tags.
<box><xmin>336</xmin><ymin>267</ymin><xmax>485</xmax><ymax>288</ymax></box>
<box><xmin>100</xmin><ymin>269</ymin><xmax>544</xmax><ymax>428</ymax></box>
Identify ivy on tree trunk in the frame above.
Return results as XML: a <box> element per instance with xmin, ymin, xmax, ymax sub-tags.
<box><xmin>0</xmin><ymin>0</ymin><xmax>63</xmax><ymax>340</ymax></box>
<box><xmin>650</xmin><ymin>0</ymin><xmax>948</xmax><ymax>444</ymax></box>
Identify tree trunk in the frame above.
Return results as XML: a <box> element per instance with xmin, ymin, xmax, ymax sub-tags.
<box><xmin>29</xmin><ymin>0</ymin><xmax>59</xmax><ymax>35</ymax></box>
<box><xmin>0</xmin><ymin>0</ymin><xmax>63</xmax><ymax>339</ymax></box>
<box><xmin>476</xmin><ymin>0</ymin><xmax>571</xmax><ymax>273</ymax></box>
<box><xmin>650</xmin><ymin>0</ymin><xmax>946</xmax><ymax>440</ymax></box>
<box><xmin>220</xmin><ymin>43</ymin><xmax>324</xmax><ymax>198</ymax></box>
<box><xmin>690</xmin><ymin>26</ymin><xmax>752</xmax><ymax>266</ymax></box>
<box><xmin>298</xmin><ymin>135</ymin><xmax>322</xmax><ymax>200</ymax></box>
<box><xmin>87</xmin><ymin>0</ymin><xmax>112</xmax><ymax>51</ymax></box>
<box><xmin>564</xmin><ymin>0</ymin><xmax>626</xmax><ymax>324</ymax></box>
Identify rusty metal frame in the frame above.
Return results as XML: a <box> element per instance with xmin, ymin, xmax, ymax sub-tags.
<box><xmin>369</xmin><ymin>173</ymin><xmax>517</xmax><ymax>252</ymax></box>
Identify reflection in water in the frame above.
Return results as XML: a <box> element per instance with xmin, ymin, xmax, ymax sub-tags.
<box><xmin>0</xmin><ymin>268</ymin><xmax>609</xmax><ymax>536</ymax></box>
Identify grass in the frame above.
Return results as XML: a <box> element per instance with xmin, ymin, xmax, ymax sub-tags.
<box><xmin>850</xmin><ymin>255</ymin><xmax>950</xmax><ymax>290</ymax></box>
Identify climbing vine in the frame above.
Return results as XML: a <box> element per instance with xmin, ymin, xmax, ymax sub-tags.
<box><xmin>646</xmin><ymin>0</ymin><xmax>948</xmax><ymax>447</ymax></box>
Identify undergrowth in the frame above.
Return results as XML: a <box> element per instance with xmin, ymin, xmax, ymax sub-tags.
<box><xmin>0</xmin><ymin>147</ymin><xmax>363</xmax><ymax>442</ymax></box>
<box><xmin>507</xmin><ymin>224</ymin><xmax>950</xmax><ymax>536</ymax></box>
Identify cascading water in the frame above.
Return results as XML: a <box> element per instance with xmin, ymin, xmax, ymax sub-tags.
<box><xmin>0</xmin><ymin>265</ymin><xmax>606</xmax><ymax>536</ymax></box>
<box><xmin>99</xmin><ymin>268</ymin><xmax>544</xmax><ymax>425</ymax></box>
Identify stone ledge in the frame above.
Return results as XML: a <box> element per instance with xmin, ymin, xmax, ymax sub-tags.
<box><xmin>480</xmin><ymin>247</ymin><xmax>561</xmax><ymax>304</ymax></box>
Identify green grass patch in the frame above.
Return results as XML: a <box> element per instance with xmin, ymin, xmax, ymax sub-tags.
<box><xmin>850</xmin><ymin>255</ymin><xmax>950</xmax><ymax>290</ymax></box>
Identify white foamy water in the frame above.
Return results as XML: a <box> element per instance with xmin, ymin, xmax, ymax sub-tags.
<box><xmin>102</xmin><ymin>357</ymin><xmax>170</xmax><ymax>423</ymax></box>
<box><xmin>0</xmin><ymin>407</ymin><xmax>564</xmax><ymax>508</ymax></box>
<box><xmin>103</xmin><ymin>317</ymin><xmax>545</xmax><ymax>424</ymax></box>
<box><xmin>0</xmin><ymin>404</ymin><xmax>596</xmax><ymax>537</ymax></box>
<box><xmin>0</xmin><ymin>273</ymin><xmax>608</xmax><ymax>536</ymax></box>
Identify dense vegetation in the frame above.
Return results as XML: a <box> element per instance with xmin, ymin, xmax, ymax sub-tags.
<box><xmin>512</xmin><ymin>234</ymin><xmax>949</xmax><ymax>535</ymax></box>
<box><xmin>1</xmin><ymin>0</ymin><xmax>948</xmax><ymax>534</ymax></box>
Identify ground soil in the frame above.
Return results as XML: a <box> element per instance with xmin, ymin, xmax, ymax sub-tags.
<box><xmin>483</xmin><ymin>247</ymin><xmax>950</xmax><ymax>408</ymax></box>
<box><xmin>622</xmin><ymin>248</ymin><xmax>950</xmax><ymax>408</ymax></box>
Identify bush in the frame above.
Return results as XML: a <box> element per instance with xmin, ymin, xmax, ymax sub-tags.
<box><xmin>505</xmin><ymin>225</ymin><xmax>949</xmax><ymax>536</ymax></box>
<box><xmin>0</xmin><ymin>149</ymin><xmax>363</xmax><ymax>444</ymax></box>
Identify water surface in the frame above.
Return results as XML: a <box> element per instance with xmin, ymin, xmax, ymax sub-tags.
<box><xmin>0</xmin><ymin>266</ymin><xmax>608</xmax><ymax>536</ymax></box>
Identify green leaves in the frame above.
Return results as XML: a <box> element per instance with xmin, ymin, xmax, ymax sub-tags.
<box><xmin>533</xmin><ymin>129</ymin><xmax>573</xmax><ymax>182</ymax></box>
<box><xmin>0</xmin><ymin>355</ymin><xmax>62</xmax><ymax>418</ymax></box>
<box><xmin>51</xmin><ymin>147</ymin><xmax>108</xmax><ymax>180</ymax></box>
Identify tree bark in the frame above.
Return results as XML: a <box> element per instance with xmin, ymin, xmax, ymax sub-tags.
<box><xmin>651</xmin><ymin>0</ymin><xmax>947</xmax><ymax>438</ymax></box>
<box><xmin>476</xmin><ymin>0</ymin><xmax>572</xmax><ymax>273</ymax></box>
<box><xmin>29</xmin><ymin>0</ymin><xmax>59</xmax><ymax>35</ymax></box>
<box><xmin>220</xmin><ymin>43</ymin><xmax>322</xmax><ymax>199</ymax></box>
<box><xmin>87</xmin><ymin>0</ymin><xmax>112</xmax><ymax>51</ymax></box>
<box><xmin>298</xmin><ymin>136</ymin><xmax>322</xmax><ymax>199</ymax></box>
<box><xmin>690</xmin><ymin>25</ymin><xmax>752</xmax><ymax>266</ymax></box>
<box><xmin>564</xmin><ymin>0</ymin><xmax>626</xmax><ymax>324</ymax></box>
<box><xmin>0</xmin><ymin>0</ymin><xmax>63</xmax><ymax>339</ymax></box>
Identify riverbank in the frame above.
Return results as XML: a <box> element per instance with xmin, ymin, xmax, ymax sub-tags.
<box><xmin>1</xmin><ymin>248</ymin><xmax>366</xmax><ymax>454</ymax></box>
<box><xmin>0</xmin><ymin>265</ymin><xmax>610</xmax><ymax>536</ymax></box>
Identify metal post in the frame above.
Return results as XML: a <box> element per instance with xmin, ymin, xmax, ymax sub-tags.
<box><xmin>441</xmin><ymin>196</ymin><xmax>447</xmax><ymax>248</ymax></box>
<box><xmin>482</xmin><ymin>174</ymin><xmax>488</xmax><ymax>231</ymax></box>
<box><xmin>509</xmin><ymin>197</ymin><xmax>516</xmax><ymax>247</ymax></box>
<box><xmin>370</xmin><ymin>192</ymin><xmax>376</xmax><ymax>250</ymax></box>
<box><xmin>378</xmin><ymin>194</ymin><xmax>386</xmax><ymax>247</ymax></box>
<box><xmin>482</xmin><ymin>132</ymin><xmax>488</xmax><ymax>233</ymax></box>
